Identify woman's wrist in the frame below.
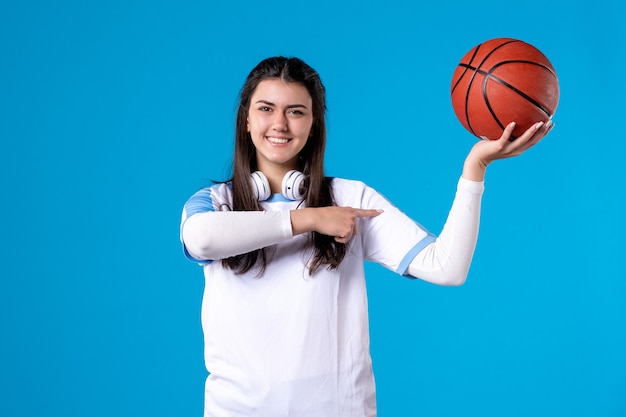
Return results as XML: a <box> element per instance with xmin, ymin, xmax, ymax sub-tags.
<box><xmin>290</xmin><ymin>208</ymin><xmax>315</xmax><ymax>236</ymax></box>
<box><xmin>462</xmin><ymin>153</ymin><xmax>488</xmax><ymax>182</ymax></box>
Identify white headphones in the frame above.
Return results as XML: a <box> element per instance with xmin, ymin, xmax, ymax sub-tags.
<box><xmin>250</xmin><ymin>170</ymin><xmax>306</xmax><ymax>201</ymax></box>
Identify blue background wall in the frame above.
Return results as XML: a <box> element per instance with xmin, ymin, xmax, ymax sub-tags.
<box><xmin>1</xmin><ymin>0</ymin><xmax>624</xmax><ymax>416</ymax></box>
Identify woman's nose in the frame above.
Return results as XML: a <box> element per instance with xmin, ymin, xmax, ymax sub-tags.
<box><xmin>272</xmin><ymin>112</ymin><xmax>288</xmax><ymax>131</ymax></box>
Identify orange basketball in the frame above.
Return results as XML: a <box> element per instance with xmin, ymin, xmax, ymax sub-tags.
<box><xmin>451</xmin><ymin>38</ymin><xmax>559</xmax><ymax>140</ymax></box>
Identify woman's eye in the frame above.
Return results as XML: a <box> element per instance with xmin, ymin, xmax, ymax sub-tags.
<box><xmin>260</xmin><ymin>106</ymin><xmax>271</xmax><ymax>112</ymax></box>
<box><xmin>289</xmin><ymin>109</ymin><xmax>304</xmax><ymax>115</ymax></box>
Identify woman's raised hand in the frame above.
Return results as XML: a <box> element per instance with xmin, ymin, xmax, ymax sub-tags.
<box><xmin>462</xmin><ymin>120</ymin><xmax>554</xmax><ymax>182</ymax></box>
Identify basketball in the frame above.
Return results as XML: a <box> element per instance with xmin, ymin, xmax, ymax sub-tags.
<box><xmin>450</xmin><ymin>38</ymin><xmax>559</xmax><ymax>140</ymax></box>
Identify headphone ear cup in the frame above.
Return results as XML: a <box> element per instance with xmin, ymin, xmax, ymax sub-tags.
<box><xmin>250</xmin><ymin>171</ymin><xmax>271</xmax><ymax>201</ymax></box>
<box><xmin>282</xmin><ymin>170</ymin><xmax>306</xmax><ymax>200</ymax></box>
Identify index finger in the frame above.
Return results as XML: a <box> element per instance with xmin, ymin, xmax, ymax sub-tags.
<box><xmin>354</xmin><ymin>208</ymin><xmax>384</xmax><ymax>218</ymax></box>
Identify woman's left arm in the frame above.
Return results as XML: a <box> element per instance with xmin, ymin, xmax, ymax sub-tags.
<box><xmin>407</xmin><ymin>120</ymin><xmax>553</xmax><ymax>285</ymax></box>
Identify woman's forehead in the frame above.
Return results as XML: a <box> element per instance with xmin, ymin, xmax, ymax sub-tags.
<box><xmin>251</xmin><ymin>79</ymin><xmax>312</xmax><ymax>105</ymax></box>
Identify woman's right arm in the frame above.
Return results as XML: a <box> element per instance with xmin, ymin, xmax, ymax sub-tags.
<box><xmin>182</xmin><ymin>207</ymin><xmax>382</xmax><ymax>261</ymax></box>
<box><xmin>182</xmin><ymin>211</ymin><xmax>292</xmax><ymax>261</ymax></box>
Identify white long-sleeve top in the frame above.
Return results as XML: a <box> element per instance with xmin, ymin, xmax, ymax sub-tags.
<box><xmin>182</xmin><ymin>176</ymin><xmax>483</xmax><ymax>285</ymax></box>
<box><xmin>180</xmin><ymin>176</ymin><xmax>484</xmax><ymax>417</ymax></box>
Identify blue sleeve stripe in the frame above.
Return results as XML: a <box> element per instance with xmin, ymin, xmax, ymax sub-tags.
<box><xmin>183</xmin><ymin>188</ymin><xmax>216</xmax><ymax>218</ymax></box>
<box><xmin>396</xmin><ymin>234</ymin><xmax>436</xmax><ymax>275</ymax></box>
<box><xmin>181</xmin><ymin>187</ymin><xmax>216</xmax><ymax>265</ymax></box>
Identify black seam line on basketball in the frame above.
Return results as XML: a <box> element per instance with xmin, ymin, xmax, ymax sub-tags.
<box><xmin>464</xmin><ymin>67</ymin><xmax>478</xmax><ymax>136</ymax></box>
<box><xmin>481</xmin><ymin>61</ymin><xmax>554</xmax><ymax>117</ymax></box>
<box><xmin>462</xmin><ymin>40</ymin><xmax>519</xmax><ymax>136</ymax></box>
<box><xmin>451</xmin><ymin>44</ymin><xmax>482</xmax><ymax>95</ymax></box>
<box><xmin>458</xmin><ymin>61</ymin><xmax>555</xmax><ymax>119</ymax></box>
<box><xmin>461</xmin><ymin>59</ymin><xmax>557</xmax><ymax>79</ymax></box>
<box><xmin>460</xmin><ymin>43</ymin><xmax>486</xmax><ymax>135</ymax></box>
<box><xmin>460</xmin><ymin>45</ymin><xmax>485</xmax><ymax>136</ymax></box>
<box><xmin>477</xmin><ymin>39</ymin><xmax>520</xmax><ymax>68</ymax></box>
<box><xmin>450</xmin><ymin>42</ymin><xmax>485</xmax><ymax>136</ymax></box>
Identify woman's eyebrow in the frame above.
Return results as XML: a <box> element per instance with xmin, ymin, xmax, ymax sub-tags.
<box><xmin>286</xmin><ymin>104</ymin><xmax>309</xmax><ymax>110</ymax></box>
<box><xmin>255</xmin><ymin>99</ymin><xmax>309</xmax><ymax>109</ymax></box>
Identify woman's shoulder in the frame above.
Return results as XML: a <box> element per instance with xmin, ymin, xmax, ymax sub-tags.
<box><xmin>184</xmin><ymin>182</ymin><xmax>233</xmax><ymax>215</ymax></box>
<box><xmin>329</xmin><ymin>177</ymin><xmax>380</xmax><ymax>205</ymax></box>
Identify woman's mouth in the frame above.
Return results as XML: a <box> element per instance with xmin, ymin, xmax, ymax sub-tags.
<box><xmin>266</xmin><ymin>136</ymin><xmax>291</xmax><ymax>144</ymax></box>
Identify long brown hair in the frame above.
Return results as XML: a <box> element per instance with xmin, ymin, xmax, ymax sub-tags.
<box><xmin>222</xmin><ymin>56</ymin><xmax>345</xmax><ymax>275</ymax></box>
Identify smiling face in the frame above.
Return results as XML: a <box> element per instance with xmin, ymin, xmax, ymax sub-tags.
<box><xmin>247</xmin><ymin>78</ymin><xmax>313</xmax><ymax>174</ymax></box>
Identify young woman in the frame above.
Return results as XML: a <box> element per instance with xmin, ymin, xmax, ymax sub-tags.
<box><xmin>180</xmin><ymin>56</ymin><xmax>551</xmax><ymax>417</ymax></box>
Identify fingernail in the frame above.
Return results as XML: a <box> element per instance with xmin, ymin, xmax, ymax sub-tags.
<box><xmin>546</xmin><ymin>119</ymin><xmax>554</xmax><ymax>128</ymax></box>
<box><xmin>536</xmin><ymin>121</ymin><xmax>545</xmax><ymax>130</ymax></box>
<box><xmin>480</xmin><ymin>135</ymin><xmax>489</xmax><ymax>140</ymax></box>
<box><xmin>376</xmin><ymin>209</ymin><xmax>384</xmax><ymax>213</ymax></box>
<box><xmin>509</xmin><ymin>122</ymin><xmax>516</xmax><ymax>128</ymax></box>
